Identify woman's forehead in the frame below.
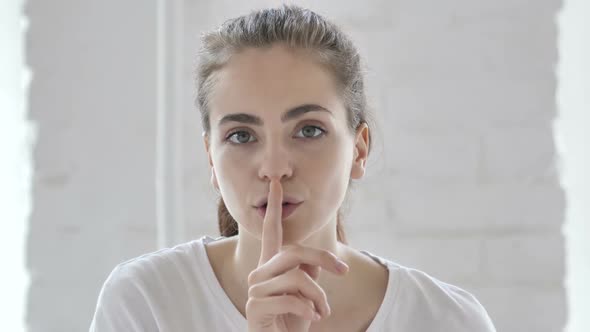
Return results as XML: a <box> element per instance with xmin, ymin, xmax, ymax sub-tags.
<box><xmin>225</xmin><ymin>44</ymin><xmax>323</xmax><ymax>76</ymax></box>
<box><xmin>208</xmin><ymin>46</ymin><xmax>346</xmax><ymax>125</ymax></box>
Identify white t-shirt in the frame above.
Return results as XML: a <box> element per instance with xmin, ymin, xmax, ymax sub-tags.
<box><xmin>89</xmin><ymin>235</ymin><xmax>496</xmax><ymax>331</ymax></box>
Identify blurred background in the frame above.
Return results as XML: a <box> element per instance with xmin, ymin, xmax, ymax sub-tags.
<box><xmin>1</xmin><ymin>0</ymin><xmax>588</xmax><ymax>331</ymax></box>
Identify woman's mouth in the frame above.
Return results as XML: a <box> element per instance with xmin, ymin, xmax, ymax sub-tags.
<box><xmin>256</xmin><ymin>202</ymin><xmax>302</xmax><ymax>219</ymax></box>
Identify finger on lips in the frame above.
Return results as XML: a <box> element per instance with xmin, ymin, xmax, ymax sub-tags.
<box><xmin>259</xmin><ymin>179</ymin><xmax>283</xmax><ymax>266</ymax></box>
<box><xmin>251</xmin><ymin>179</ymin><xmax>349</xmax><ymax>323</ymax></box>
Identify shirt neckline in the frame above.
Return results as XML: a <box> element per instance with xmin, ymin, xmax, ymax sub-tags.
<box><xmin>195</xmin><ymin>235</ymin><xmax>399</xmax><ymax>330</ymax></box>
<box><xmin>194</xmin><ymin>236</ymin><xmax>248</xmax><ymax>330</ymax></box>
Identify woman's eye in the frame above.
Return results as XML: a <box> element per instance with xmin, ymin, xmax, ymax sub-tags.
<box><xmin>295</xmin><ymin>125</ymin><xmax>326</xmax><ymax>139</ymax></box>
<box><xmin>227</xmin><ymin>131</ymin><xmax>255</xmax><ymax>144</ymax></box>
<box><xmin>225</xmin><ymin>125</ymin><xmax>325</xmax><ymax>145</ymax></box>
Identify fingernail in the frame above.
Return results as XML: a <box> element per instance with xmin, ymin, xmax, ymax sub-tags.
<box><xmin>313</xmin><ymin>312</ymin><xmax>322</xmax><ymax>321</ymax></box>
<box><xmin>335</xmin><ymin>259</ymin><xmax>349</xmax><ymax>273</ymax></box>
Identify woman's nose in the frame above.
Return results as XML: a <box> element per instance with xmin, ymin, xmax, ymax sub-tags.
<box><xmin>257</xmin><ymin>142</ymin><xmax>293</xmax><ymax>181</ymax></box>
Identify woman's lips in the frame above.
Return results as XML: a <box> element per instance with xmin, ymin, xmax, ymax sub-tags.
<box><xmin>256</xmin><ymin>202</ymin><xmax>302</xmax><ymax>219</ymax></box>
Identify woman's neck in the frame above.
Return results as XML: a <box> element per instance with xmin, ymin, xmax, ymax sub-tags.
<box><xmin>234</xmin><ymin>222</ymin><xmax>343</xmax><ymax>276</ymax></box>
<box><xmin>204</xmin><ymin>230</ymin><xmax>389</xmax><ymax>328</ymax></box>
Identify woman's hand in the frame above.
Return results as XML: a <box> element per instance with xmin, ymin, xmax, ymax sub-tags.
<box><xmin>246</xmin><ymin>179</ymin><xmax>349</xmax><ymax>332</ymax></box>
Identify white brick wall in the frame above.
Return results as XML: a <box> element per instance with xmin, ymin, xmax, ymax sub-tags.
<box><xmin>477</xmin><ymin>286</ymin><xmax>567</xmax><ymax>332</ymax></box>
<box><xmin>27</xmin><ymin>1</ymin><xmax>565</xmax><ymax>331</ymax></box>
<box><xmin>26</xmin><ymin>1</ymin><xmax>159</xmax><ymax>331</ymax></box>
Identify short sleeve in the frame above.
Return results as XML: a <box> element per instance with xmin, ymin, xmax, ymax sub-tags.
<box><xmin>387</xmin><ymin>265</ymin><xmax>497</xmax><ymax>332</ymax></box>
<box><xmin>89</xmin><ymin>264</ymin><xmax>158</xmax><ymax>332</ymax></box>
<box><xmin>443</xmin><ymin>283</ymin><xmax>497</xmax><ymax>332</ymax></box>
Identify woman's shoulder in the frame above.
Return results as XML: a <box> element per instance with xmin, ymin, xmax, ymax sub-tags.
<box><xmin>90</xmin><ymin>235</ymin><xmax>231</xmax><ymax>330</ymax></box>
<box><xmin>359</xmin><ymin>250</ymin><xmax>496</xmax><ymax>331</ymax></box>
<box><xmin>112</xmin><ymin>236</ymin><xmax>208</xmax><ymax>274</ymax></box>
<box><xmin>93</xmin><ymin>236</ymin><xmax>216</xmax><ymax>308</ymax></box>
<box><xmin>94</xmin><ymin>235</ymin><xmax>224</xmax><ymax>303</ymax></box>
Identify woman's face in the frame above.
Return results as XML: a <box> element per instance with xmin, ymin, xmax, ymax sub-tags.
<box><xmin>204</xmin><ymin>45</ymin><xmax>368</xmax><ymax>243</ymax></box>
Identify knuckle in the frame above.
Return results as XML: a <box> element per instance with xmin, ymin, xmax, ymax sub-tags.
<box><xmin>247</xmin><ymin>270</ymin><xmax>258</xmax><ymax>286</ymax></box>
<box><xmin>245</xmin><ymin>297</ymin><xmax>257</xmax><ymax>314</ymax></box>
<box><xmin>247</xmin><ymin>284</ymin><xmax>258</xmax><ymax>298</ymax></box>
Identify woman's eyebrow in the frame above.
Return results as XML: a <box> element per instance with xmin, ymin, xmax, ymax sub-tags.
<box><xmin>217</xmin><ymin>104</ymin><xmax>333</xmax><ymax>127</ymax></box>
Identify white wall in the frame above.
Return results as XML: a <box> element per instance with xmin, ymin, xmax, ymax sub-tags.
<box><xmin>557</xmin><ymin>0</ymin><xmax>590</xmax><ymax>331</ymax></box>
<box><xmin>24</xmin><ymin>1</ymin><xmax>159</xmax><ymax>330</ymax></box>
<box><xmin>0</xmin><ymin>0</ymin><xmax>31</xmax><ymax>331</ymax></box>
<box><xmin>19</xmin><ymin>1</ymin><xmax>572</xmax><ymax>331</ymax></box>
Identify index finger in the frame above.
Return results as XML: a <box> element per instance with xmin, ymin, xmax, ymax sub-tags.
<box><xmin>258</xmin><ymin>179</ymin><xmax>283</xmax><ymax>266</ymax></box>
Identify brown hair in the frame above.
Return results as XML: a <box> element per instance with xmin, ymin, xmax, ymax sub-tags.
<box><xmin>195</xmin><ymin>5</ymin><xmax>374</xmax><ymax>244</ymax></box>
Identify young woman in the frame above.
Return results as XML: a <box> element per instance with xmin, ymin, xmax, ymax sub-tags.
<box><xmin>90</xmin><ymin>5</ymin><xmax>496</xmax><ymax>331</ymax></box>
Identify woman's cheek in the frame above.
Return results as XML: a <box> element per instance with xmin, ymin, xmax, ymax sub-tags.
<box><xmin>217</xmin><ymin>147</ymin><xmax>252</xmax><ymax>173</ymax></box>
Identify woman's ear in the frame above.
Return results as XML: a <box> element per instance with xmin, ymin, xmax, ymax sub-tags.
<box><xmin>350</xmin><ymin>122</ymin><xmax>369</xmax><ymax>180</ymax></box>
